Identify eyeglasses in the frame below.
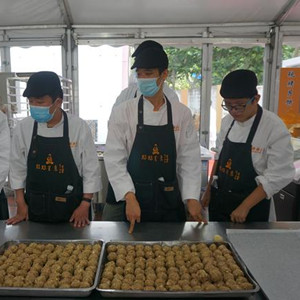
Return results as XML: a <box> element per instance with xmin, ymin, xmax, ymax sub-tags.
<box><xmin>221</xmin><ymin>96</ymin><xmax>255</xmax><ymax>112</ymax></box>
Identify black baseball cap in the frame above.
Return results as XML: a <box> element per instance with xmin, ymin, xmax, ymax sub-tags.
<box><xmin>132</xmin><ymin>40</ymin><xmax>164</xmax><ymax>57</ymax></box>
<box><xmin>220</xmin><ymin>69</ymin><xmax>258</xmax><ymax>99</ymax></box>
<box><xmin>23</xmin><ymin>71</ymin><xmax>63</xmax><ymax>98</ymax></box>
<box><xmin>131</xmin><ymin>47</ymin><xmax>169</xmax><ymax>70</ymax></box>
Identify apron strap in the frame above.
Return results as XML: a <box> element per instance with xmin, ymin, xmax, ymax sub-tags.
<box><xmin>137</xmin><ymin>94</ymin><xmax>173</xmax><ymax>127</ymax></box>
<box><xmin>30</xmin><ymin>109</ymin><xmax>68</xmax><ymax>158</ymax></box>
<box><xmin>246</xmin><ymin>105</ymin><xmax>262</xmax><ymax>144</ymax></box>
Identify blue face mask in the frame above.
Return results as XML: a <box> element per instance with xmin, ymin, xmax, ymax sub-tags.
<box><xmin>137</xmin><ymin>77</ymin><xmax>161</xmax><ymax>97</ymax></box>
<box><xmin>30</xmin><ymin>103</ymin><xmax>56</xmax><ymax>123</ymax></box>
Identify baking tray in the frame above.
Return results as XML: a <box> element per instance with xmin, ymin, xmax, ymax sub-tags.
<box><xmin>0</xmin><ymin>239</ymin><xmax>103</xmax><ymax>297</ymax></box>
<box><xmin>97</xmin><ymin>241</ymin><xmax>260</xmax><ymax>298</ymax></box>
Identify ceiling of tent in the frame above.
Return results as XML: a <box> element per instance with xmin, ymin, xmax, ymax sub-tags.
<box><xmin>0</xmin><ymin>0</ymin><xmax>299</xmax><ymax>28</ymax></box>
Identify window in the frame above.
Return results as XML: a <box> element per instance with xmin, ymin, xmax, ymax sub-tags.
<box><xmin>10</xmin><ymin>46</ymin><xmax>62</xmax><ymax>74</ymax></box>
<box><xmin>78</xmin><ymin>45</ymin><xmax>129</xmax><ymax>143</ymax></box>
<box><xmin>210</xmin><ymin>46</ymin><xmax>265</xmax><ymax>149</ymax></box>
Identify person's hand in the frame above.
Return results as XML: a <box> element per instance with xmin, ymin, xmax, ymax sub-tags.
<box><xmin>6</xmin><ymin>202</ymin><xmax>28</xmax><ymax>225</ymax></box>
<box><xmin>125</xmin><ymin>192</ymin><xmax>141</xmax><ymax>234</ymax></box>
<box><xmin>230</xmin><ymin>202</ymin><xmax>250</xmax><ymax>223</ymax></box>
<box><xmin>69</xmin><ymin>201</ymin><xmax>90</xmax><ymax>228</ymax></box>
<box><xmin>186</xmin><ymin>199</ymin><xmax>207</xmax><ymax>224</ymax></box>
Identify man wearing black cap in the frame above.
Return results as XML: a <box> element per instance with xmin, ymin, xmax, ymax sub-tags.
<box><xmin>7</xmin><ymin>71</ymin><xmax>101</xmax><ymax>227</ymax></box>
<box><xmin>104</xmin><ymin>47</ymin><xmax>204</xmax><ymax>233</ymax></box>
<box><xmin>202</xmin><ymin>69</ymin><xmax>295</xmax><ymax>223</ymax></box>
<box><xmin>113</xmin><ymin>40</ymin><xmax>179</xmax><ymax>107</ymax></box>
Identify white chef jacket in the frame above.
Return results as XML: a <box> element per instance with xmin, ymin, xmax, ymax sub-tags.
<box><xmin>113</xmin><ymin>83</ymin><xmax>179</xmax><ymax>108</ymax></box>
<box><xmin>214</xmin><ymin>108</ymin><xmax>295</xmax><ymax>199</ymax></box>
<box><xmin>105</xmin><ymin>97</ymin><xmax>202</xmax><ymax>202</ymax></box>
<box><xmin>10</xmin><ymin>112</ymin><xmax>101</xmax><ymax>194</ymax></box>
<box><xmin>0</xmin><ymin>111</ymin><xmax>10</xmax><ymax>191</ymax></box>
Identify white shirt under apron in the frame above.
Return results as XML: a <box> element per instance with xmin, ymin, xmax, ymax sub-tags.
<box><xmin>105</xmin><ymin>97</ymin><xmax>202</xmax><ymax>202</ymax></box>
<box><xmin>10</xmin><ymin>112</ymin><xmax>101</xmax><ymax>194</ymax></box>
<box><xmin>214</xmin><ymin>108</ymin><xmax>295</xmax><ymax>221</ymax></box>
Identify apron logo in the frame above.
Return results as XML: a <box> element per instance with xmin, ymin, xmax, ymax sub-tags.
<box><xmin>35</xmin><ymin>153</ymin><xmax>65</xmax><ymax>174</ymax></box>
<box><xmin>152</xmin><ymin>144</ymin><xmax>160</xmax><ymax>155</ymax></box>
<box><xmin>225</xmin><ymin>159</ymin><xmax>232</xmax><ymax>169</ymax></box>
<box><xmin>219</xmin><ymin>158</ymin><xmax>241</xmax><ymax>180</ymax></box>
<box><xmin>46</xmin><ymin>154</ymin><xmax>54</xmax><ymax>165</ymax></box>
<box><xmin>141</xmin><ymin>143</ymin><xmax>169</xmax><ymax>163</ymax></box>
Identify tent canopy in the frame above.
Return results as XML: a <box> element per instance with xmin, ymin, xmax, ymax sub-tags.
<box><xmin>1</xmin><ymin>0</ymin><xmax>300</xmax><ymax>27</ymax></box>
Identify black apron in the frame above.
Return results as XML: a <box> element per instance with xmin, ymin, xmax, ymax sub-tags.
<box><xmin>209</xmin><ymin>105</ymin><xmax>270</xmax><ymax>222</ymax></box>
<box><xmin>25</xmin><ymin>110</ymin><xmax>83</xmax><ymax>222</ymax></box>
<box><xmin>106</xmin><ymin>96</ymin><xmax>186</xmax><ymax>222</ymax></box>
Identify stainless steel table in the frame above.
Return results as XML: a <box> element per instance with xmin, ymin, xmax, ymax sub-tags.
<box><xmin>1</xmin><ymin>221</ymin><xmax>300</xmax><ymax>299</ymax></box>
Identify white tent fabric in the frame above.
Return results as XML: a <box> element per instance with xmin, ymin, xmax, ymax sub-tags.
<box><xmin>0</xmin><ymin>0</ymin><xmax>299</xmax><ymax>27</ymax></box>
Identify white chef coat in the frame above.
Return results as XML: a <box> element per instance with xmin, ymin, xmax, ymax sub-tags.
<box><xmin>113</xmin><ymin>83</ymin><xmax>179</xmax><ymax>108</ymax></box>
<box><xmin>105</xmin><ymin>97</ymin><xmax>202</xmax><ymax>202</ymax></box>
<box><xmin>0</xmin><ymin>111</ymin><xmax>10</xmax><ymax>191</ymax></box>
<box><xmin>10</xmin><ymin>112</ymin><xmax>101</xmax><ymax>193</ymax></box>
<box><xmin>214</xmin><ymin>108</ymin><xmax>295</xmax><ymax>199</ymax></box>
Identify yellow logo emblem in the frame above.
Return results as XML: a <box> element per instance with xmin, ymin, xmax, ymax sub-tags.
<box><xmin>46</xmin><ymin>154</ymin><xmax>54</xmax><ymax>165</ymax></box>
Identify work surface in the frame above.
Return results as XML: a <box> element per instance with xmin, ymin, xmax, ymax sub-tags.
<box><xmin>1</xmin><ymin>221</ymin><xmax>300</xmax><ymax>300</ymax></box>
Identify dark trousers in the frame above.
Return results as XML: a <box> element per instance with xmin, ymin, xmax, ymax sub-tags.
<box><xmin>0</xmin><ymin>189</ymin><xmax>9</xmax><ymax>220</ymax></box>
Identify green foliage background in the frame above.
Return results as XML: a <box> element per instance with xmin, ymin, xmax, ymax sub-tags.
<box><xmin>165</xmin><ymin>45</ymin><xmax>297</xmax><ymax>90</ymax></box>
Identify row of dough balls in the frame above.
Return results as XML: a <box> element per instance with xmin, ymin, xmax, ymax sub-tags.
<box><xmin>0</xmin><ymin>242</ymin><xmax>101</xmax><ymax>288</ymax></box>
<box><xmin>99</xmin><ymin>243</ymin><xmax>254</xmax><ymax>292</ymax></box>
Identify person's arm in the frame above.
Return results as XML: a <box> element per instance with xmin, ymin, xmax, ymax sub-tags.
<box><xmin>230</xmin><ymin>184</ymin><xmax>266</xmax><ymax>223</ymax></box>
<box><xmin>69</xmin><ymin>119</ymin><xmax>101</xmax><ymax>227</ymax></box>
<box><xmin>0</xmin><ymin>112</ymin><xmax>10</xmax><ymax>191</ymax></box>
<box><xmin>201</xmin><ymin>160</ymin><xmax>218</xmax><ymax>208</ymax></box>
<box><xmin>175</xmin><ymin>108</ymin><xmax>205</xmax><ymax>222</ymax></box>
<box><xmin>6</xmin><ymin>188</ymin><xmax>28</xmax><ymax>224</ymax></box>
<box><xmin>104</xmin><ymin>106</ymin><xmax>140</xmax><ymax>231</ymax></box>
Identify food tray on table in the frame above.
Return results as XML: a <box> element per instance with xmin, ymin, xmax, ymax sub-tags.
<box><xmin>0</xmin><ymin>239</ymin><xmax>103</xmax><ymax>297</ymax></box>
<box><xmin>97</xmin><ymin>241</ymin><xmax>259</xmax><ymax>298</ymax></box>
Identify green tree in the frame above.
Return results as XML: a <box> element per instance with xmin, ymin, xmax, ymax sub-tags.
<box><xmin>165</xmin><ymin>45</ymin><xmax>297</xmax><ymax>89</ymax></box>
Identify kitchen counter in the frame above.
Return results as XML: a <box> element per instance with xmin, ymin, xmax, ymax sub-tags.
<box><xmin>1</xmin><ymin>221</ymin><xmax>300</xmax><ymax>299</ymax></box>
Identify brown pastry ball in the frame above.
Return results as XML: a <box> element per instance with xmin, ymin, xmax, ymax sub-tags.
<box><xmin>132</xmin><ymin>279</ymin><xmax>144</xmax><ymax>290</ymax></box>
<box><xmin>102</xmin><ymin>271</ymin><xmax>114</xmax><ymax>280</ymax></box>
<box><xmin>125</xmin><ymin>244</ymin><xmax>135</xmax><ymax>252</ymax></box>
<box><xmin>135</xmin><ymin>244</ymin><xmax>144</xmax><ymax>251</ymax></box>
<box><xmin>121</xmin><ymin>282</ymin><xmax>131</xmax><ymax>290</ymax></box>
<box><xmin>144</xmin><ymin>279</ymin><xmax>155</xmax><ymax>286</ymax></box>
<box><xmin>144</xmin><ymin>285</ymin><xmax>155</xmax><ymax>291</ymax></box>
<box><xmin>239</xmin><ymin>282</ymin><xmax>254</xmax><ymax>290</ymax></box>
<box><xmin>202</xmin><ymin>282</ymin><xmax>217</xmax><ymax>291</ymax></box>
<box><xmin>236</xmin><ymin>276</ymin><xmax>248</xmax><ymax>284</ymax></box>
<box><xmin>116</xmin><ymin>258</ymin><xmax>126</xmax><ymax>268</ymax></box>
<box><xmin>168</xmin><ymin>284</ymin><xmax>182</xmax><ymax>291</ymax></box>
<box><xmin>152</xmin><ymin>244</ymin><xmax>162</xmax><ymax>252</ymax></box>
<box><xmin>209</xmin><ymin>269</ymin><xmax>223</xmax><ymax>283</ymax></box>
<box><xmin>70</xmin><ymin>279</ymin><xmax>82</xmax><ymax>288</ymax></box>
<box><xmin>117</xmin><ymin>247</ymin><xmax>127</xmax><ymax>256</ymax></box>
<box><xmin>156</xmin><ymin>272</ymin><xmax>167</xmax><ymax>281</ymax></box>
<box><xmin>168</xmin><ymin>272</ymin><xmax>180</xmax><ymax>282</ymax></box>
<box><xmin>123</xmin><ymin>273</ymin><xmax>135</xmax><ymax>284</ymax></box>
<box><xmin>111</xmin><ymin>278</ymin><xmax>122</xmax><ymax>289</ymax></box>
<box><xmin>146</xmin><ymin>272</ymin><xmax>157</xmax><ymax>281</ymax></box>
<box><xmin>233</xmin><ymin>268</ymin><xmax>244</xmax><ymax>278</ymax></box>
<box><xmin>107</xmin><ymin>244</ymin><xmax>117</xmax><ymax>253</ymax></box>
<box><xmin>99</xmin><ymin>281</ymin><xmax>111</xmax><ymax>289</ymax></box>
<box><xmin>60</xmin><ymin>282</ymin><xmax>71</xmax><ymax>288</ymax></box>
<box><xmin>197</xmin><ymin>269</ymin><xmax>209</xmax><ymax>283</ymax></box>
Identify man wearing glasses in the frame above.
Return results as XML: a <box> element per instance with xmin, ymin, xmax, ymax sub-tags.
<box><xmin>202</xmin><ymin>69</ymin><xmax>295</xmax><ymax>223</ymax></box>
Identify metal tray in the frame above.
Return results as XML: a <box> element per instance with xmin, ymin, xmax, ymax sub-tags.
<box><xmin>97</xmin><ymin>240</ymin><xmax>260</xmax><ymax>298</ymax></box>
<box><xmin>0</xmin><ymin>239</ymin><xmax>103</xmax><ymax>297</ymax></box>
